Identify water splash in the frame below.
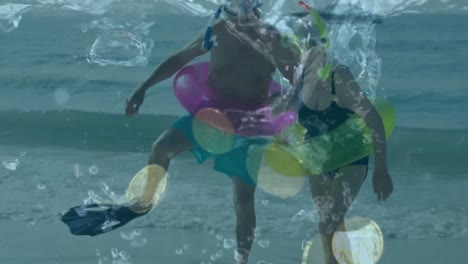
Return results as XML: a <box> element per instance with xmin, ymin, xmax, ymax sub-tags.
<box><xmin>223</xmin><ymin>238</ymin><xmax>236</xmax><ymax>249</ymax></box>
<box><xmin>257</xmin><ymin>239</ymin><xmax>270</xmax><ymax>248</ymax></box>
<box><xmin>87</xmin><ymin>30</ymin><xmax>153</xmax><ymax>67</ymax></box>
<box><xmin>98</xmin><ymin>248</ymin><xmax>132</xmax><ymax>264</ymax></box>
<box><xmin>2</xmin><ymin>159</ymin><xmax>20</xmax><ymax>171</ymax></box>
<box><xmin>88</xmin><ymin>164</ymin><xmax>99</xmax><ymax>174</ymax></box>
<box><xmin>73</xmin><ymin>163</ymin><xmax>82</xmax><ymax>178</ymax></box>
<box><xmin>130</xmin><ymin>237</ymin><xmax>147</xmax><ymax>247</ymax></box>
<box><xmin>0</xmin><ymin>4</ymin><xmax>34</xmax><ymax>33</ymax></box>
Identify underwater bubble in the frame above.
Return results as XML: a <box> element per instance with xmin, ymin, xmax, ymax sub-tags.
<box><xmin>301</xmin><ymin>239</ymin><xmax>308</xmax><ymax>250</ymax></box>
<box><xmin>291</xmin><ymin>209</ymin><xmax>307</xmax><ymax>222</ymax></box>
<box><xmin>210</xmin><ymin>254</ymin><xmax>217</xmax><ymax>261</ymax></box>
<box><xmin>307</xmin><ymin>209</ymin><xmax>319</xmax><ymax>223</ymax></box>
<box><xmin>20</xmin><ymin>152</ymin><xmax>26</xmax><ymax>157</ymax></box>
<box><xmin>223</xmin><ymin>238</ymin><xmax>236</xmax><ymax>249</ymax></box>
<box><xmin>254</xmin><ymin>227</ymin><xmax>261</xmax><ymax>237</ymax></box>
<box><xmin>111</xmin><ymin>248</ymin><xmax>119</xmax><ymax>259</ymax></box>
<box><xmin>73</xmin><ymin>164</ymin><xmax>81</xmax><ymax>178</ymax></box>
<box><xmin>89</xmin><ymin>165</ymin><xmax>99</xmax><ymax>175</ymax></box>
<box><xmin>37</xmin><ymin>184</ymin><xmax>46</xmax><ymax>190</ymax></box>
<box><xmin>102</xmin><ymin>220</ymin><xmax>120</xmax><ymax>231</ymax></box>
<box><xmin>257</xmin><ymin>239</ymin><xmax>270</xmax><ymax>248</ymax></box>
<box><xmin>363</xmin><ymin>133</ymin><xmax>372</xmax><ymax>144</ymax></box>
<box><xmin>175</xmin><ymin>248</ymin><xmax>183</xmax><ymax>255</ymax></box>
<box><xmin>0</xmin><ymin>4</ymin><xmax>33</xmax><ymax>33</ymax></box>
<box><xmin>313</xmin><ymin>196</ymin><xmax>336</xmax><ymax>223</ymax></box>
<box><xmin>98</xmin><ymin>256</ymin><xmax>110</xmax><ymax>264</ymax></box>
<box><xmin>216</xmin><ymin>234</ymin><xmax>223</xmax><ymax>240</ymax></box>
<box><xmin>100</xmin><ymin>182</ymin><xmax>110</xmax><ymax>192</ymax></box>
<box><xmin>2</xmin><ymin>159</ymin><xmax>19</xmax><ymax>171</ymax></box>
<box><xmin>210</xmin><ymin>250</ymin><xmax>223</xmax><ymax>261</ymax></box>
<box><xmin>132</xmin><ymin>229</ymin><xmax>142</xmax><ymax>236</ymax></box>
<box><xmin>130</xmin><ymin>237</ymin><xmax>147</xmax><ymax>247</ymax></box>
<box><xmin>261</xmin><ymin>199</ymin><xmax>269</xmax><ymax>206</ymax></box>
<box><xmin>234</xmin><ymin>248</ymin><xmax>249</xmax><ymax>262</ymax></box>
<box><xmin>347</xmin><ymin>118</ymin><xmax>366</xmax><ymax>132</ymax></box>
<box><xmin>86</xmin><ymin>190</ymin><xmax>103</xmax><ymax>203</ymax></box>
<box><xmin>87</xmin><ymin>30</ymin><xmax>153</xmax><ymax>67</ymax></box>
<box><xmin>118</xmin><ymin>250</ymin><xmax>130</xmax><ymax>261</ymax></box>
<box><xmin>120</xmin><ymin>231</ymin><xmax>135</xmax><ymax>240</ymax></box>
<box><xmin>54</xmin><ymin>88</ymin><xmax>71</xmax><ymax>106</ymax></box>
<box><xmin>87</xmin><ymin>18</ymin><xmax>155</xmax><ymax>36</ymax></box>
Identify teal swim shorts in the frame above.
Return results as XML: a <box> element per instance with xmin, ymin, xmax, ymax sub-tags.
<box><xmin>172</xmin><ymin>115</ymin><xmax>268</xmax><ymax>186</ymax></box>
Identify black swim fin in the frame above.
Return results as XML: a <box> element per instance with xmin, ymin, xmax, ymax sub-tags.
<box><xmin>61</xmin><ymin>203</ymin><xmax>144</xmax><ymax>236</ymax></box>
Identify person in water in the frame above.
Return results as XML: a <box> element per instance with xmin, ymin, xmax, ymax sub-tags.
<box><xmin>297</xmin><ymin>45</ymin><xmax>394</xmax><ymax>263</ymax></box>
<box><xmin>124</xmin><ymin>1</ymin><xmax>323</xmax><ymax>262</ymax></box>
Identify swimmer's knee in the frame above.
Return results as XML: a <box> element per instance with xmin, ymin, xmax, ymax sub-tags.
<box><xmin>151</xmin><ymin>129</ymin><xmax>191</xmax><ymax>159</ymax></box>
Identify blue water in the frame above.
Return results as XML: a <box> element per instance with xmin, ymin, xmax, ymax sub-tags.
<box><xmin>1</xmin><ymin>2</ymin><xmax>468</xmax><ymax>263</ymax></box>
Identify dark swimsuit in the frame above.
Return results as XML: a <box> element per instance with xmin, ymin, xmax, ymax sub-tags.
<box><xmin>298</xmin><ymin>71</ymin><xmax>369</xmax><ymax>181</ymax></box>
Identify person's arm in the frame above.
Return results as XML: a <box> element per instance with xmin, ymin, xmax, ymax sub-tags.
<box><xmin>335</xmin><ymin>66</ymin><xmax>387</xmax><ymax>167</ymax></box>
<box><xmin>270</xmin><ymin>29</ymin><xmax>301</xmax><ymax>85</ymax></box>
<box><xmin>266</xmin><ymin>30</ymin><xmax>301</xmax><ymax>114</ymax></box>
<box><xmin>136</xmin><ymin>30</ymin><xmax>209</xmax><ymax>93</ymax></box>
<box><xmin>270</xmin><ymin>39</ymin><xmax>326</xmax><ymax>113</ymax></box>
<box><xmin>334</xmin><ymin>65</ymin><xmax>393</xmax><ymax>200</ymax></box>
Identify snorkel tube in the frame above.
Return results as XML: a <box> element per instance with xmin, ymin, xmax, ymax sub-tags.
<box><xmin>299</xmin><ymin>1</ymin><xmax>329</xmax><ymax>49</ymax></box>
<box><xmin>295</xmin><ymin>1</ymin><xmax>333</xmax><ymax>80</ymax></box>
<box><xmin>202</xmin><ymin>6</ymin><xmax>223</xmax><ymax>51</ymax></box>
<box><xmin>298</xmin><ymin>0</ymin><xmax>333</xmax><ymax>80</ymax></box>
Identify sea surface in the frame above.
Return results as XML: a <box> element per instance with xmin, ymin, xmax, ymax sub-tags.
<box><xmin>1</xmin><ymin>1</ymin><xmax>467</xmax><ymax>263</ymax></box>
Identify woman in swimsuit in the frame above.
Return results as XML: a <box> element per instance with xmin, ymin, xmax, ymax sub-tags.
<box><xmin>298</xmin><ymin>47</ymin><xmax>394</xmax><ymax>264</ymax></box>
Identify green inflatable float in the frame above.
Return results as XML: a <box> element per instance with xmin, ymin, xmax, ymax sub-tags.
<box><xmin>260</xmin><ymin>97</ymin><xmax>396</xmax><ymax>176</ymax></box>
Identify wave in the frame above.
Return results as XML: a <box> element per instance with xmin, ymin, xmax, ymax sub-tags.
<box><xmin>1</xmin><ymin>110</ymin><xmax>466</xmax><ymax>174</ymax></box>
<box><xmin>0</xmin><ymin>110</ymin><xmax>177</xmax><ymax>152</ymax></box>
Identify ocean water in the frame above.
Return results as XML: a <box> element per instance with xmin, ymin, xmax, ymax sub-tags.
<box><xmin>1</xmin><ymin>1</ymin><xmax>468</xmax><ymax>264</ymax></box>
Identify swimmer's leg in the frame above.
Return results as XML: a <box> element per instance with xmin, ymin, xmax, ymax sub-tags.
<box><xmin>308</xmin><ymin>165</ymin><xmax>368</xmax><ymax>264</ymax></box>
<box><xmin>134</xmin><ymin>128</ymin><xmax>192</xmax><ymax>210</ymax></box>
<box><xmin>148</xmin><ymin>128</ymin><xmax>192</xmax><ymax>169</ymax></box>
<box><xmin>233</xmin><ymin>176</ymin><xmax>256</xmax><ymax>264</ymax></box>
